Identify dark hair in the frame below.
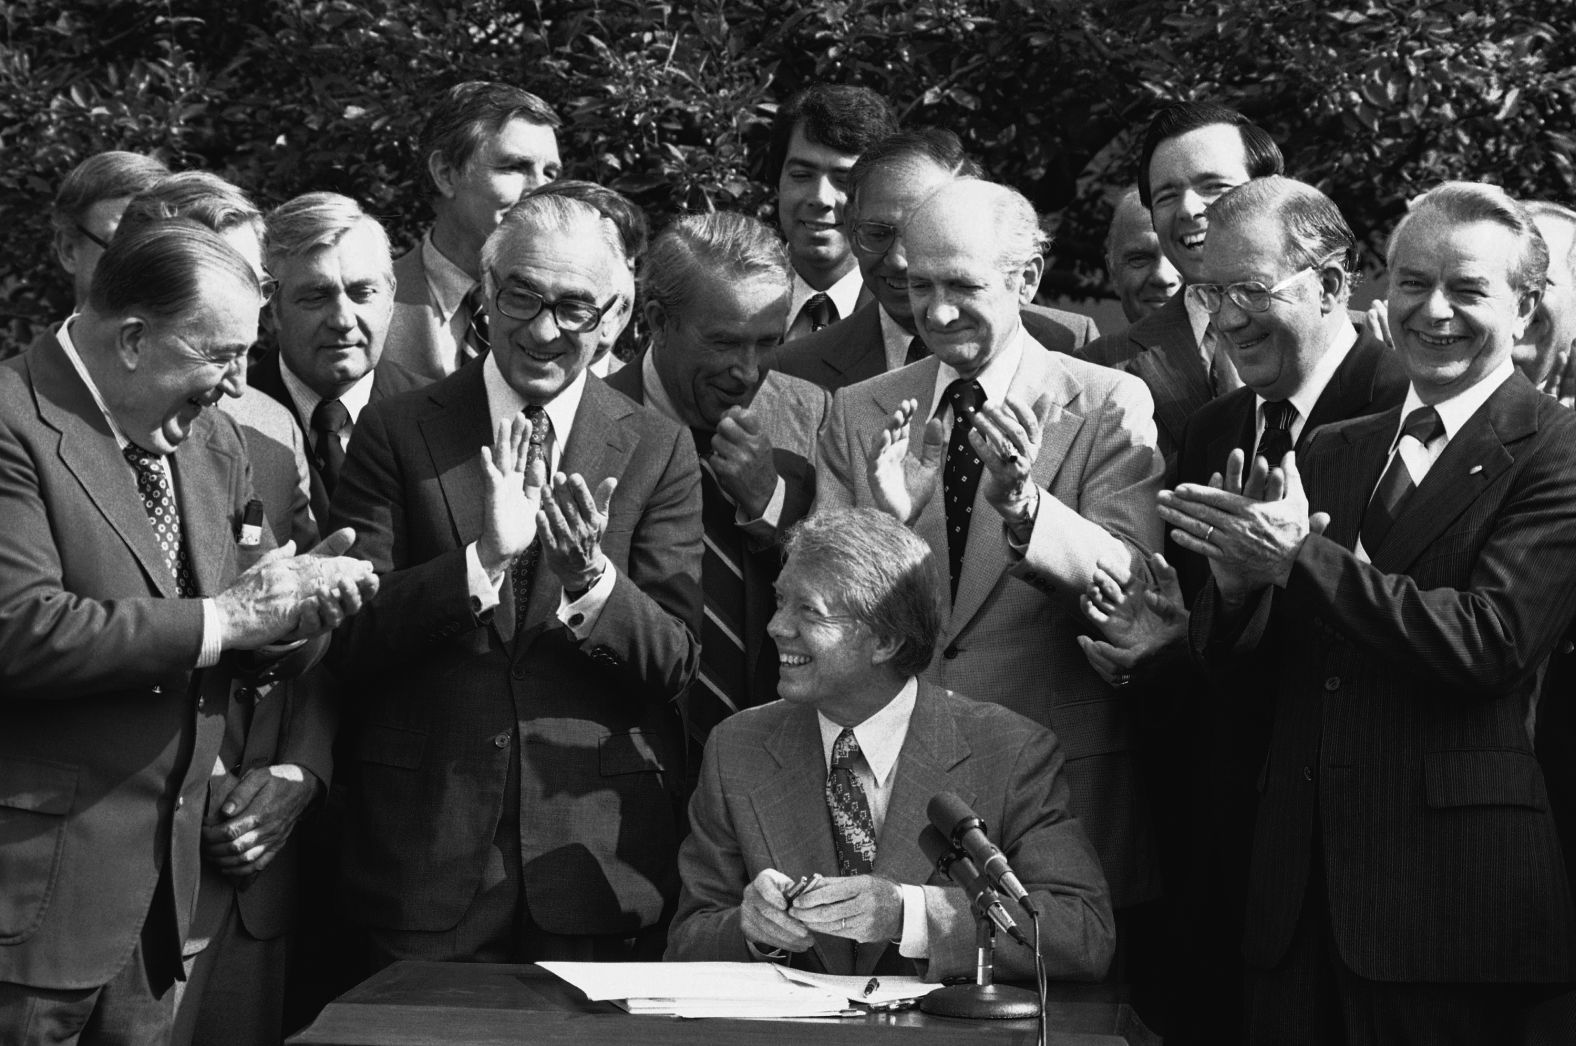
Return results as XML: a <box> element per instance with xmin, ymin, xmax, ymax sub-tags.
<box><xmin>1207</xmin><ymin>176</ymin><xmax>1359</xmax><ymax>278</ymax></box>
<box><xmin>767</xmin><ymin>84</ymin><xmax>898</xmax><ymax>185</ymax></box>
<box><xmin>783</xmin><ymin>508</ymin><xmax>941</xmax><ymax>677</ymax></box>
<box><xmin>116</xmin><ymin>171</ymin><xmax>263</xmax><ymax>241</ymax></box>
<box><xmin>87</xmin><ymin>216</ymin><xmax>259</xmax><ymax>319</ymax></box>
<box><xmin>528</xmin><ymin>180</ymin><xmax>648</xmax><ymax>263</ymax></box>
<box><xmin>51</xmin><ymin>151</ymin><xmax>169</xmax><ymax>237</ymax></box>
<box><xmin>1136</xmin><ymin>101</ymin><xmax>1283</xmax><ymax>210</ymax></box>
<box><xmin>642</xmin><ymin>211</ymin><xmax>788</xmax><ymax>319</ymax></box>
<box><xmin>846</xmin><ymin>128</ymin><xmax>984</xmax><ymax>218</ymax></box>
<box><xmin>419</xmin><ymin>81</ymin><xmax>561</xmax><ymax>192</ymax></box>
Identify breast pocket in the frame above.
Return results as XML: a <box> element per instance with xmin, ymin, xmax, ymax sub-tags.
<box><xmin>0</xmin><ymin>756</ymin><xmax>79</xmax><ymax>943</ymax></box>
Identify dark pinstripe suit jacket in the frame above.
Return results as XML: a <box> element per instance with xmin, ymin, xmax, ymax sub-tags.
<box><xmin>1194</xmin><ymin>372</ymin><xmax>1576</xmax><ymax>983</ymax></box>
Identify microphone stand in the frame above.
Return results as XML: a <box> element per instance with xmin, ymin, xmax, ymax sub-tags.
<box><xmin>919</xmin><ymin>895</ymin><xmax>1041</xmax><ymax>1020</ymax></box>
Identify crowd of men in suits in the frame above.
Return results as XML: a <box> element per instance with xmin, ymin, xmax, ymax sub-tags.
<box><xmin>2</xmin><ymin>77</ymin><xmax>1575</xmax><ymax>1046</ymax></box>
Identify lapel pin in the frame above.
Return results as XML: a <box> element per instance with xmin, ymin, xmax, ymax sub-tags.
<box><xmin>1468</xmin><ymin>465</ymin><xmax>1483</xmax><ymax>475</ymax></box>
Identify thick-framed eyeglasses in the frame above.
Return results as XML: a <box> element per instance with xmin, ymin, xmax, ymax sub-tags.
<box><xmin>492</xmin><ymin>280</ymin><xmax>615</xmax><ymax>334</ymax></box>
<box><xmin>257</xmin><ymin>270</ymin><xmax>279</xmax><ymax>306</ymax></box>
<box><xmin>75</xmin><ymin>223</ymin><xmax>110</xmax><ymax>249</ymax></box>
<box><xmin>1189</xmin><ymin>267</ymin><xmax>1320</xmax><ymax>314</ymax></box>
<box><xmin>852</xmin><ymin>220</ymin><xmax>898</xmax><ymax>256</ymax></box>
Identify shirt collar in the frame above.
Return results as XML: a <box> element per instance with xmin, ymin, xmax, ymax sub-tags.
<box><xmin>640</xmin><ymin>348</ymin><xmax>683</xmax><ymax>427</ymax></box>
<box><xmin>1183</xmin><ymin>289</ymin><xmax>1213</xmax><ymax>349</ymax></box>
<box><xmin>787</xmin><ymin>267</ymin><xmax>865</xmax><ymax>333</ymax></box>
<box><xmin>1256</xmin><ymin>318</ymin><xmax>1358</xmax><ymax>431</ymax></box>
<box><xmin>421</xmin><ymin>229</ymin><xmax>479</xmax><ymax>324</ymax></box>
<box><xmin>878</xmin><ymin>304</ymin><xmax>918</xmax><ymax>371</ymax></box>
<box><xmin>58</xmin><ymin>317</ymin><xmax>132</xmax><ymax>451</ymax></box>
<box><xmin>1394</xmin><ymin>358</ymin><xmax>1515</xmax><ymax>450</ymax></box>
<box><xmin>928</xmin><ymin>325</ymin><xmax>1026</xmax><ymax>420</ymax></box>
<box><xmin>278</xmin><ymin>355</ymin><xmax>377</xmax><ymax>430</ymax></box>
<box><xmin>483</xmin><ymin>351</ymin><xmax>587</xmax><ymax>457</ymax></box>
<box><xmin>817</xmin><ymin>676</ymin><xmax>919</xmax><ymax>789</ymax></box>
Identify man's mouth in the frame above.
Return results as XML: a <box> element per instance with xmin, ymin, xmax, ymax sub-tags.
<box><xmin>1179</xmin><ymin>230</ymin><xmax>1206</xmax><ymax>252</ymax></box>
<box><xmin>780</xmin><ymin>653</ymin><xmax>810</xmax><ymax>667</ymax></box>
<box><xmin>1410</xmin><ymin>329</ymin><xmax>1465</xmax><ymax>348</ymax></box>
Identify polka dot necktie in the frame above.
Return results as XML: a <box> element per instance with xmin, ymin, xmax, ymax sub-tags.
<box><xmin>123</xmin><ymin>444</ymin><xmax>197</xmax><ymax>597</ymax></box>
<box><xmin>941</xmin><ymin>378</ymin><xmax>986</xmax><ymax>604</ymax></box>
<box><xmin>826</xmin><ymin>728</ymin><xmax>876</xmax><ymax>878</ymax></box>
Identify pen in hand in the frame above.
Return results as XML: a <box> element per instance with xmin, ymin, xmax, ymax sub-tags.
<box><xmin>783</xmin><ymin>872</ymin><xmax>822</xmax><ymax>909</ymax></box>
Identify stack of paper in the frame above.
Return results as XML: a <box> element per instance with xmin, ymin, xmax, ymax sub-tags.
<box><xmin>539</xmin><ymin>961</ymin><xmax>853</xmax><ymax>1019</ymax></box>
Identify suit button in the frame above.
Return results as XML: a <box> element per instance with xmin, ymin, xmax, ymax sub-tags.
<box><xmin>511</xmin><ymin>663</ymin><xmax>526</xmax><ymax>679</ymax></box>
<box><xmin>1323</xmin><ymin>676</ymin><xmax>1340</xmax><ymax>691</ymax></box>
<box><xmin>151</xmin><ymin>684</ymin><xmax>163</xmax><ymax>694</ymax></box>
<box><xmin>176</xmin><ymin>795</ymin><xmax>184</xmax><ymax>809</ymax></box>
<box><xmin>1303</xmin><ymin>766</ymin><xmax>1314</xmax><ymax>782</ymax></box>
<box><xmin>942</xmin><ymin>645</ymin><xmax>959</xmax><ymax>660</ymax></box>
<box><xmin>493</xmin><ymin>732</ymin><xmax>510</xmax><ymax>749</ymax></box>
<box><xmin>196</xmin><ymin>697</ymin><xmax>205</xmax><ymax>711</ymax></box>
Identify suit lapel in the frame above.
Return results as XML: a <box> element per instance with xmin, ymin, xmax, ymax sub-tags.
<box><xmin>417</xmin><ymin>365</ymin><xmax>496</xmax><ymax>630</ymax></box>
<box><xmin>171</xmin><ymin>420</ymin><xmax>237</xmax><ymax>596</ymax></box>
<box><xmin>35</xmin><ymin>333</ymin><xmax>180</xmax><ymax>597</ymax></box>
<box><xmin>829</xmin><ymin>304</ymin><xmax>886</xmax><ymax>386</ymax></box>
<box><xmin>1314</xmin><ymin>412</ymin><xmax>1395</xmax><ymax>551</ymax></box>
<box><xmin>754</xmin><ymin>707</ymin><xmax>841</xmax><ymax>972</ymax></box>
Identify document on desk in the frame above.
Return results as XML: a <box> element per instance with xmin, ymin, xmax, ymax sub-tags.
<box><xmin>776</xmin><ymin>968</ymin><xmax>943</xmax><ymax>1006</ymax></box>
<box><xmin>538</xmin><ymin>961</ymin><xmax>870</xmax><ymax>1018</ymax></box>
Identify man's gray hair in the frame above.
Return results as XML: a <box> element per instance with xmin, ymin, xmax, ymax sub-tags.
<box><xmin>783</xmin><ymin>508</ymin><xmax>941</xmax><ymax>677</ymax></box>
<box><xmin>952</xmin><ymin>178</ymin><xmax>1050</xmax><ymax>270</ymax></box>
<box><xmin>1389</xmin><ymin>181</ymin><xmax>1549</xmax><ymax>294</ymax></box>
<box><xmin>265</xmin><ymin>192</ymin><xmax>393</xmax><ymax>283</ymax></box>
<box><xmin>1207</xmin><ymin>175</ymin><xmax>1358</xmax><ymax>297</ymax></box>
<box><xmin>87</xmin><ymin>215</ymin><xmax>259</xmax><ymax>320</ymax></box>
<box><xmin>641</xmin><ymin>212</ymin><xmax>789</xmax><ymax>319</ymax></box>
<box><xmin>116</xmin><ymin>171</ymin><xmax>263</xmax><ymax>242</ymax></box>
<box><xmin>1526</xmin><ymin>200</ymin><xmax>1576</xmax><ymax>272</ymax></box>
<box><xmin>479</xmin><ymin>194</ymin><xmax>623</xmax><ymax>300</ymax></box>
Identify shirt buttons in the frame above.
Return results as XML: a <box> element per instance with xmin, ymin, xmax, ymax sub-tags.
<box><xmin>1323</xmin><ymin>676</ymin><xmax>1341</xmax><ymax>692</ymax></box>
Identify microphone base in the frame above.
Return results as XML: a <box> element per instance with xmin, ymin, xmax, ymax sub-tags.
<box><xmin>919</xmin><ymin>983</ymin><xmax>1041</xmax><ymax>1020</ymax></box>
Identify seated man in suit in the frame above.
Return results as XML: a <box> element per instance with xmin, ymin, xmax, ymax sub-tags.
<box><xmin>1080</xmin><ymin>102</ymin><xmax>1284</xmax><ymax>473</ymax></box>
<box><xmin>606</xmin><ymin>211</ymin><xmax>826</xmax><ymax>742</ymax></box>
<box><xmin>251</xmin><ymin>192</ymin><xmax>423</xmax><ymax>525</ymax></box>
<box><xmin>1163</xmin><ymin>181</ymin><xmax>1576</xmax><ymax>1041</ymax></box>
<box><xmin>667</xmin><ymin>508</ymin><xmax>1114</xmax><ymax>982</ymax></box>
<box><xmin>1104</xmin><ymin>186</ymin><xmax>1182</xmax><ymax>326</ymax></box>
<box><xmin>0</xmin><ymin>218</ymin><xmax>374</xmax><ymax>1044</ymax></box>
<box><xmin>771</xmin><ymin>129</ymin><xmax>1097</xmax><ymax>390</ymax></box>
<box><xmin>815</xmin><ymin>178</ymin><xmax>1163</xmax><ymax>955</ymax></box>
<box><xmin>383</xmin><ymin>82</ymin><xmax>563</xmax><ymax>384</ymax></box>
<box><xmin>330</xmin><ymin>192</ymin><xmax>703</xmax><ymax>966</ymax></box>
<box><xmin>769</xmin><ymin>84</ymin><xmax>896</xmax><ymax>341</ymax></box>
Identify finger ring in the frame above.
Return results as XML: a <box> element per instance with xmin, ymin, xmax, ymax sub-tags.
<box><xmin>841</xmin><ymin>916</ymin><xmax>847</xmax><ymax>933</ymax></box>
<box><xmin>1204</xmin><ymin>525</ymin><xmax>1215</xmax><ymax>542</ymax></box>
<box><xmin>1112</xmin><ymin>674</ymin><xmax>1132</xmax><ymax>689</ymax></box>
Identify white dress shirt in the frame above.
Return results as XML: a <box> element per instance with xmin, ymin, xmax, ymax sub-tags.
<box><xmin>1251</xmin><ymin>320</ymin><xmax>1357</xmax><ymax>450</ymax></box>
<box><xmin>786</xmin><ymin>266</ymin><xmax>865</xmax><ymax>338</ymax></box>
<box><xmin>278</xmin><ymin>356</ymin><xmax>376</xmax><ymax>454</ymax></box>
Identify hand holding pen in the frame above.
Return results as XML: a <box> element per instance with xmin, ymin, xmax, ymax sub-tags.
<box><xmin>740</xmin><ymin>868</ymin><xmax>816</xmax><ymax>954</ymax></box>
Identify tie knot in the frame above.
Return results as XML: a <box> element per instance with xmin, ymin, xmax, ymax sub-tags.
<box><xmin>122</xmin><ymin>443</ymin><xmax>160</xmax><ymax>475</ymax></box>
<box><xmin>831</xmin><ymin>728</ymin><xmax>862</xmax><ymax>770</ymax></box>
<box><xmin>312</xmin><ymin>398</ymin><xmax>350</xmax><ymax>434</ymax></box>
<box><xmin>1262</xmin><ymin>400</ymin><xmax>1297</xmax><ymax>432</ymax></box>
<box><xmin>690</xmin><ymin>426</ymin><xmax>714</xmax><ymax>458</ymax></box>
<box><xmin>1401</xmin><ymin>405</ymin><xmax>1444</xmax><ymax>446</ymax></box>
<box><xmin>905</xmin><ymin>336</ymin><xmax>929</xmax><ymax>365</ymax></box>
<box><xmin>524</xmin><ymin>405</ymin><xmax>550</xmax><ymax>446</ymax></box>
<box><xmin>804</xmin><ymin>293</ymin><xmax>833</xmax><ymax>330</ymax></box>
<box><xmin>463</xmin><ymin>282</ymin><xmax>489</xmax><ymax>313</ymax></box>
<box><xmin>945</xmin><ymin>378</ymin><xmax>984</xmax><ymax>420</ymax></box>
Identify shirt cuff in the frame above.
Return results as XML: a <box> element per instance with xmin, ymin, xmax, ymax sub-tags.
<box><xmin>897</xmin><ymin>883</ymin><xmax>933</xmax><ymax>958</ymax></box>
<box><xmin>1002</xmin><ymin>486</ymin><xmax>1041</xmax><ymax>554</ymax></box>
<box><xmin>197</xmin><ymin>598</ymin><xmax>223</xmax><ymax>668</ymax></box>
<box><xmin>558</xmin><ymin>563</ymin><xmax>616</xmax><ymax>638</ymax></box>
<box><xmin>735</xmin><ymin>475</ymin><xmax>787</xmax><ymax>531</ymax></box>
<box><xmin>465</xmin><ymin>541</ymin><xmax>504</xmax><ymax>615</ymax></box>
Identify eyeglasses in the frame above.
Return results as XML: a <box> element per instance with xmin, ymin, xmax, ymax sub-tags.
<box><xmin>258</xmin><ymin>270</ymin><xmax>279</xmax><ymax>306</ymax></box>
<box><xmin>75</xmin><ymin>223</ymin><xmax>110</xmax><ymax>249</ymax></box>
<box><xmin>852</xmin><ymin>220</ymin><xmax>898</xmax><ymax>256</ymax></box>
<box><xmin>1189</xmin><ymin>267</ymin><xmax>1319</xmax><ymax>314</ymax></box>
<box><xmin>492</xmin><ymin>280</ymin><xmax>615</xmax><ymax>334</ymax></box>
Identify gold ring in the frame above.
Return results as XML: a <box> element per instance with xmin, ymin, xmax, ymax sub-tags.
<box><xmin>1204</xmin><ymin>525</ymin><xmax>1215</xmax><ymax>542</ymax></box>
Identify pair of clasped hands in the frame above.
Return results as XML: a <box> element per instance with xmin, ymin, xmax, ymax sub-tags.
<box><xmin>1078</xmin><ymin>448</ymin><xmax>1326</xmax><ymax>685</ymax></box>
<box><xmin>743</xmin><ymin>869</ymin><xmax>905</xmax><ymax>953</ymax></box>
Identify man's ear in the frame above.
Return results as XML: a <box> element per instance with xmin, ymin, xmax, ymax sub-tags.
<box><xmin>113</xmin><ymin>317</ymin><xmax>148</xmax><ymax>372</ymax></box>
<box><xmin>868</xmin><ymin>631</ymin><xmax>904</xmax><ymax>668</ymax></box>
<box><xmin>643</xmin><ymin>300</ymin><xmax>669</xmax><ymax>349</ymax></box>
<box><xmin>1514</xmin><ymin>286</ymin><xmax>1544</xmax><ymax>342</ymax></box>
<box><xmin>55</xmin><ymin>228</ymin><xmax>81</xmax><ymax>276</ymax></box>
<box><xmin>1017</xmin><ymin>255</ymin><xmax>1046</xmax><ymax>305</ymax></box>
<box><xmin>1318</xmin><ymin>265</ymin><xmax>1349</xmax><ymax>315</ymax></box>
<box><xmin>428</xmin><ymin>151</ymin><xmax>458</xmax><ymax>200</ymax></box>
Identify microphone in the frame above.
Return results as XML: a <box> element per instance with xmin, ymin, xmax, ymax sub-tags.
<box><xmin>927</xmin><ymin>792</ymin><xmax>1038</xmax><ymax>918</ymax></box>
<box><xmin>919</xmin><ymin>826</ymin><xmax>1031</xmax><ymax>948</ymax></box>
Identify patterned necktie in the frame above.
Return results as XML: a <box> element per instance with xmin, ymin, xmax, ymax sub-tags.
<box><xmin>826</xmin><ymin>728</ymin><xmax>877</xmax><ymax>878</ymax></box>
<box><xmin>1360</xmin><ymin>405</ymin><xmax>1445</xmax><ymax>554</ymax></box>
<box><xmin>123</xmin><ymin>445</ymin><xmax>197</xmax><ymax>597</ymax></box>
<box><xmin>904</xmin><ymin>335</ymin><xmax>929</xmax><ymax>366</ymax></box>
<box><xmin>691</xmin><ymin>428</ymin><xmax>748</xmax><ymax>743</ymax></box>
<box><xmin>461</xmin><ymin>282</ymin><xmax>490</xmax><ymax>367</ymax></box>
<box><xmin>803</xmin><ymin>292</ymin><xmax>833</xmax><ymax>333</ymax></box>
<box><xmin>511</xmin><ymin>405</ymin><xmax>550</xmax><ymax>631</ymax></box>
<box><xmin>1254</xmin><ymin>400</ymin><xmax>1298</xmax><ymax>466</ymax></box>
<box><xmin>310</xmin><ymin>398</ymin><xmax>350</xmax><ymax>496</ymax></box>
<box><xmin>941</xmin><ymin>379</ymin><xmax>986</xmax><ymax>603</ymax></box>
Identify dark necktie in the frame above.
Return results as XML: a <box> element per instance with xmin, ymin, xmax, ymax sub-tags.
<box><xmin>511</xmin><ymin>406</ymin><xmax>550</xmax><ymax>631</ymax></box>
<box><xmin>1254</xmin><ymin>400</ymin><xmax>1297</xmax><ymax>466</ymax></box>
<box><xmin>310</xmin><ymin>398</ymin><xmax>350</xmax><ymax>496</ymax></box>
<box><xmin>827</xmin><ymin>728</ymin><xmax>877</xmax><ymax>878</ymax></box>
<box><xmin>123</xmin><ymin>445</ymin><xmax>197</xmax><ymax>597</ymax></box>
<box><xmin>803</xmin><ymin>293</ymin><xmax>833</xmax><ymax>333</ymax></box>
<box><xmin>904</xmin><ymin>335</ymin><xmax>929</xmax><ymax>366</ymax></box>
<box><xmin>461</xmin><ymin>282</ymin><xmax>490</xmax><ymax>367</ymax></box>
<box><xmin>690</xmin><ymin>427</ymin><xmax>748</xmax><ymax>742</ymax></box>
<box><xmin>941</xmin><ymin>379</ymin><xmax>986</xmax><ymax>603</ymax></box>
<box><xmin>1360</xmin><ymin>405</ymin><xmax>1445</xmax><ymax>554</ymax></box>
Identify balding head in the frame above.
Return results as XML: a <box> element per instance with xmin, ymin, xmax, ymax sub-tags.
<box><xmin>903</xmin><ymin>179</ymin><xmax>1046</xmax><ymax>378</ymax></box>
<box><xmin>1105</xmin><ymin>187</ymin><xmax>1181</xmax><ymax>322</ymax></box>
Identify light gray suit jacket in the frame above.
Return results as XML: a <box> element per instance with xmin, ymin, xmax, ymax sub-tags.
<box><xmin>815</xmin><ymin>336</ymin><xmax>1165</xmax><ymax>907</ymax></box>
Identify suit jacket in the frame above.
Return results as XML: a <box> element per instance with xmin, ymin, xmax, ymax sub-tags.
<box><xmin>219</xmin><ymin>386</ymin><xmax>318</xmax><ymax>551</ymax></box>
<box><xmin>329</xmin><ymin>362</ymin><xmax>704</xmax><ymax>935</ymax></box>
<box><xmin>771</xmin><ymin>300</ymin><xmax>1099</xmax><ymax>391</ymax></box>
<box><xmin>605</xmin><ymin>357</ymin><xmax>828</xmax><ymax>714</ymax></box>
<box><xmin>0</xmin><ymin>333</ymin><xmax>277</xmax><ymax>989</ymax></box>
<box><xmin>381</xmin><ymin>240</ymin><xmax>465</xmax><ymax>387</ymax></box>
<box><xmin>247</xmin><ymin>347</ymin><xmax>426</xmax><ymax>527</ymax></box>
<box><xmin>666</xmin><ymin>682</ymin><xmax>1115</xmax><ymax>982</ymax></box>
<box><xmin>1193</xmin><ymin>373</ymin><xmax>1576</xmax><ymax>982</ymax></box>
<box><xmin>815</xmin><ymin>336</ymin><xmax>1165</xmax><ymax>907</ymax></box>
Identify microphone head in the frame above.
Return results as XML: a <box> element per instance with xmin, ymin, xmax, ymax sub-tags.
<box><xmin>927</xmin><ymin>791</ymin><xmax>983</xmax><ymax>840</ymax></box>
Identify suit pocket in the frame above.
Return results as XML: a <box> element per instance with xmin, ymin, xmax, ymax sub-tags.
<box><xmin>1424</xmin><ymin>749</ymin><xmax>1548</xmax><ymax>810</ymax></box>
<box><xmin>0</xmin><ymin>756</ymin><xmax>78</xmax><ymax>943</ymax></box>
<box><xmin>355</xmin><ymin>723</ymin><xmax>426</xmax><ymax>770</ymax></box>
<box><xmin>599</xmin><ymin>730</ymin><xmax>668</xmax><ymax>776</ymax></box>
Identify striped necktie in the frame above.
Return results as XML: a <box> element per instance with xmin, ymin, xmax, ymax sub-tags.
<box><xmin>1360</xmin><ymin>405</ymin><xmax>1445</xmax><ymax>554</ymax></box>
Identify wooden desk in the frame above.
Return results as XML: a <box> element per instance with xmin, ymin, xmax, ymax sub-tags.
<box><xmin>289</xmin><ymin>962</ymin><xmax>1157</xmax><ymax>1045</ymax></box>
